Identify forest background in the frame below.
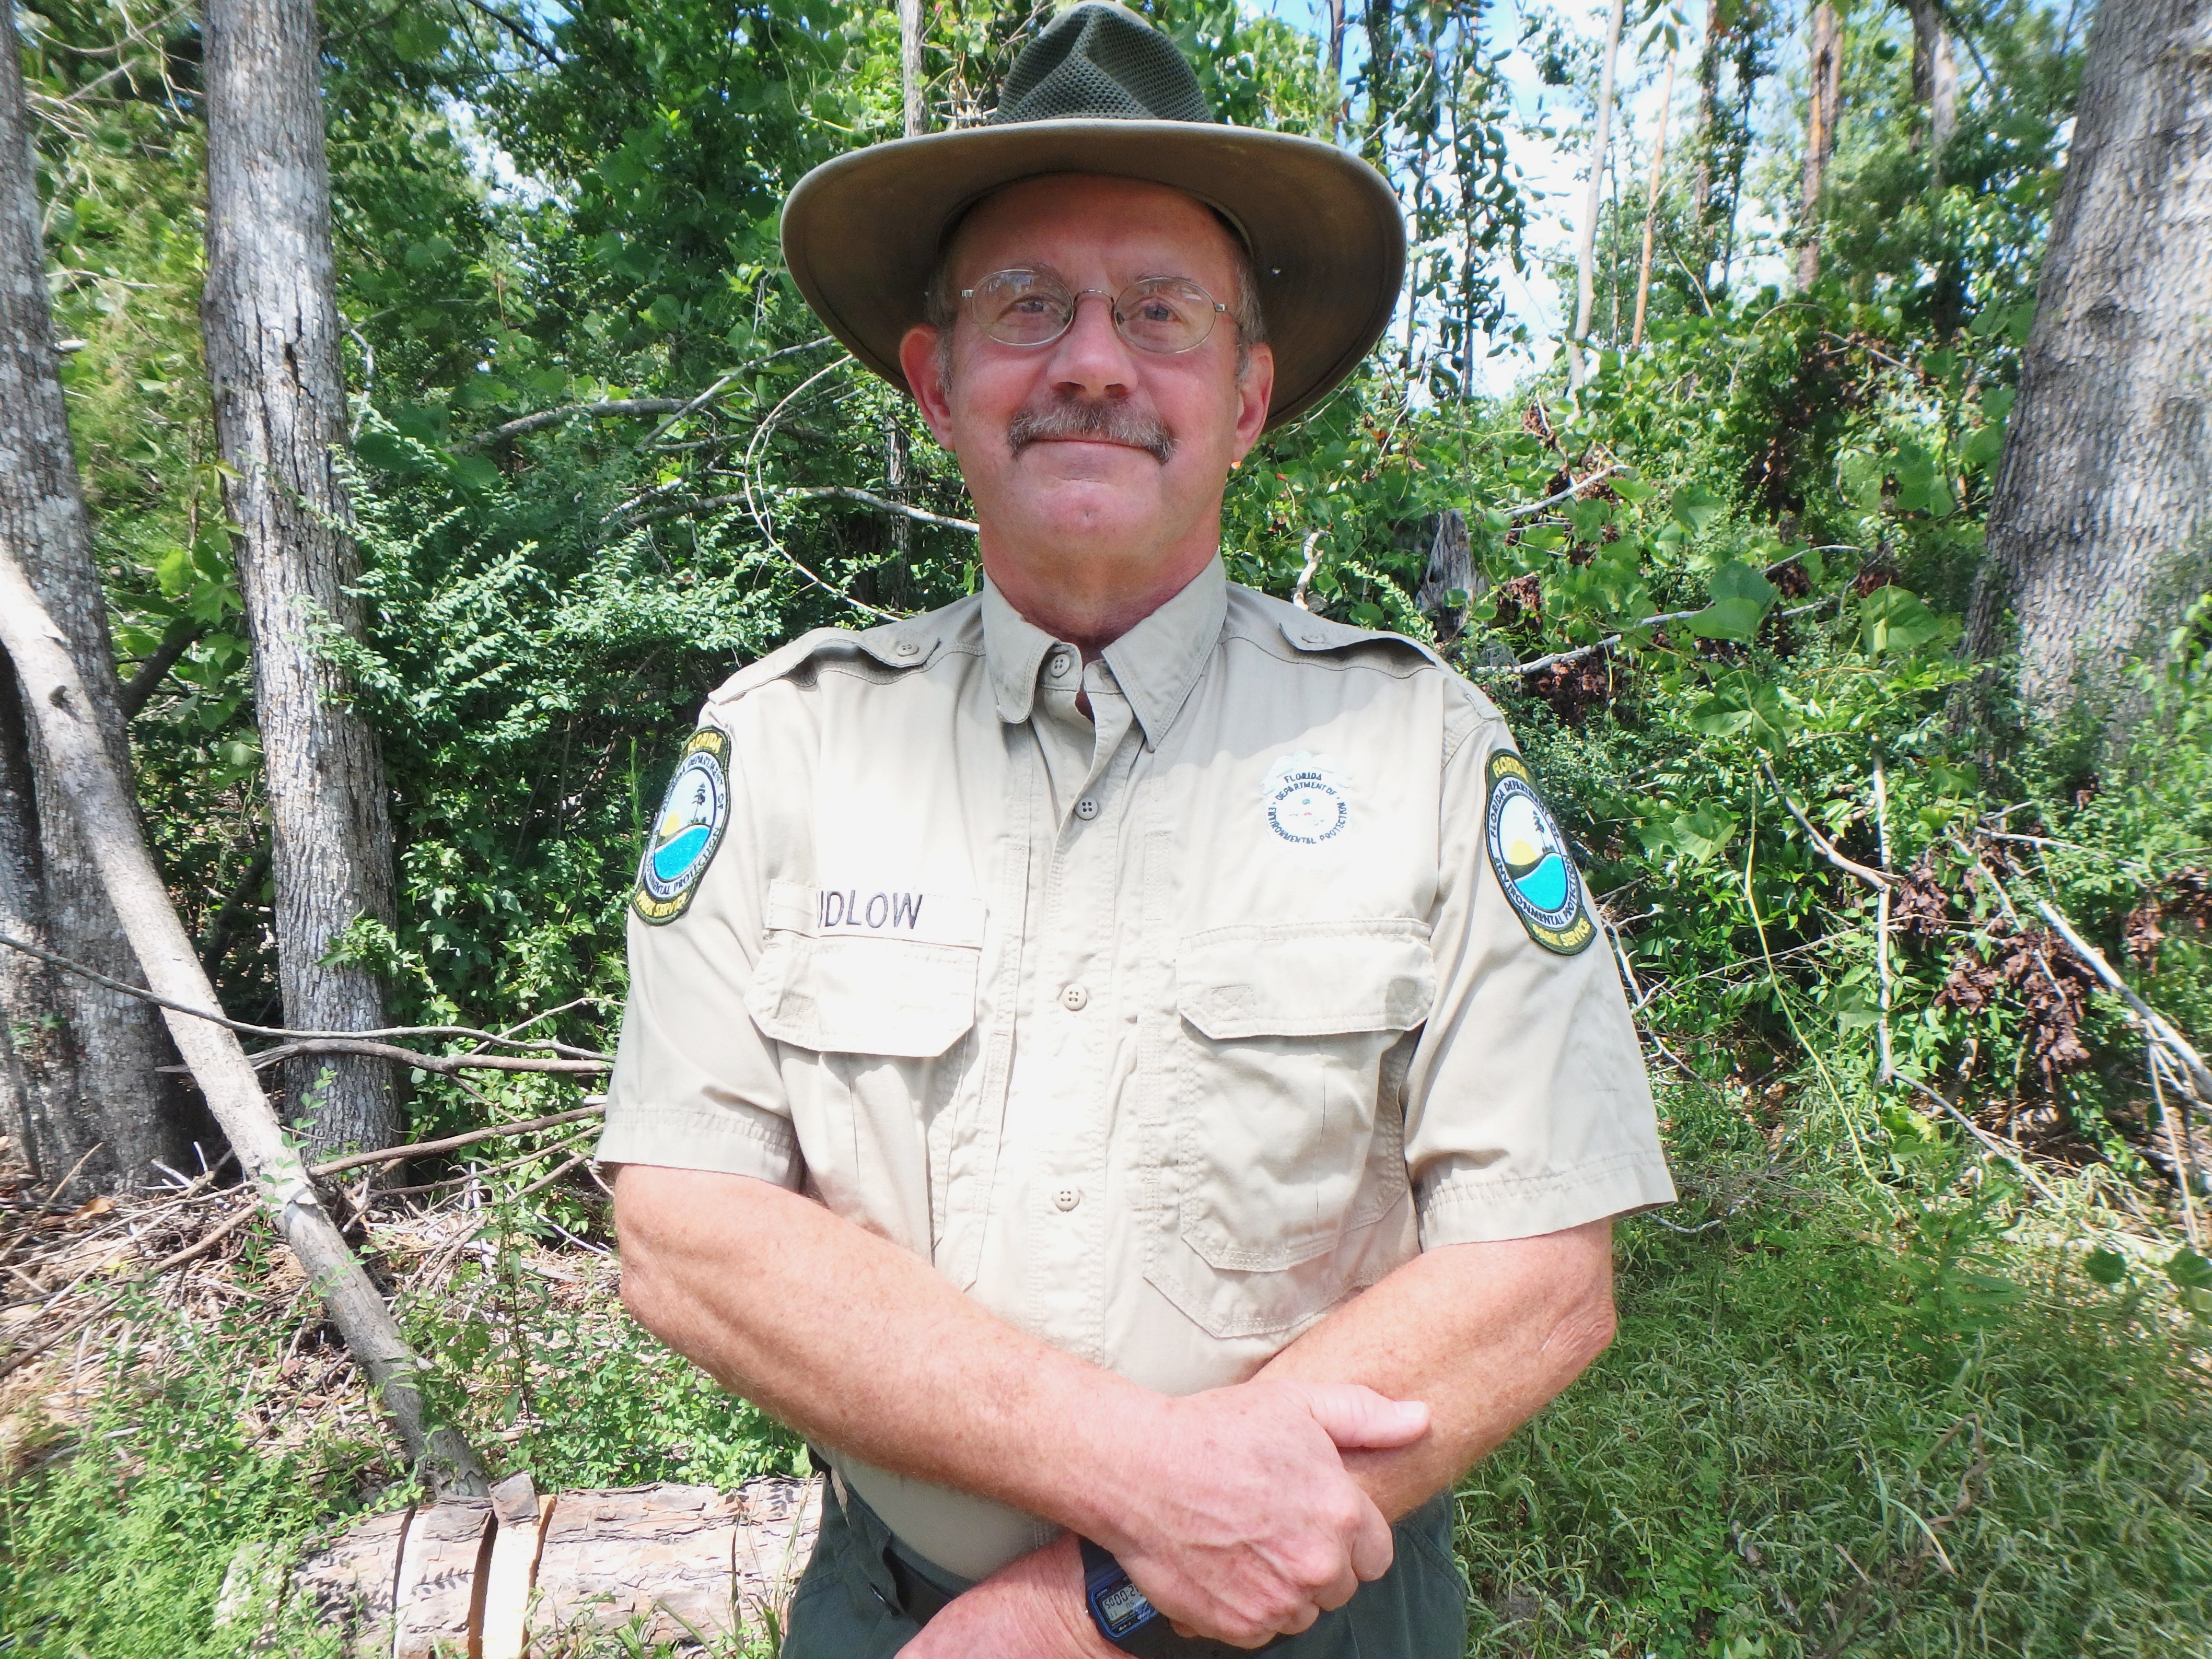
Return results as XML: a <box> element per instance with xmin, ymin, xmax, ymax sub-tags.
<box><xmin>1</xmin><ymin>0</ymin><xmax>2209</xmax><ymax>1654</ymax></box>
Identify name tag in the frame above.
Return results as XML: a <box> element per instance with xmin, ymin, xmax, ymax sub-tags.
<box><xmin>764</xmin><ymin>879</ymin><xmax>986</xmax><ymax>949</ymax></box>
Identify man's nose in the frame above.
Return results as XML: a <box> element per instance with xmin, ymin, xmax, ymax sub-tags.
<box><xmin>1045</xmin><ymin>290</ymin><xmax>1136</xmax><ymax>399</ymax></box>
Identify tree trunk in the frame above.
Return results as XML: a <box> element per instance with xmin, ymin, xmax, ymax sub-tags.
<box><xmin>1361</xmin><ymin>0</ymin><xmax>1397</xmax><ymax>167</ymax></box>
<box><xmin>1903</xmin><ymin>0</ymin><xmax>1959</xmax><ymax>159</ymax></box>
<box><xmin>1570</xmin><ymin>0</ymin><xmax>1629</xmax><ymax>389</ymax></box>
<box><xmin>0</xmin><ymin>2</ymin><xmax>187</xmax><ymax>1193</ymax></box>
<box><xmin>1797</xmin><ymin>3</ymin><xmax>1842</xmax><ymax>289</ymax></box>
<box><xmin>1323</xmin><ymin>0</ymin><xmax>1347</xmax><ymax>141</ymax></box>
<box><xmin>0</xmin><ymin>545</ymin><xmax>486</xmax><ymax>1497</ymax></box>
<box><xmin>1633</xmin><ymin>50</ymin><xmax>1676</xmax><ymax>347</ymax></box>
<box><xmin>1964</xmin><ymin>0</ymin><xmax>2212</xmax><ymax>719</ymax></box>
<box><xmin>201</xmin><ymin>0</ymin><xmax>399</xmax><ymax>1159</ymax></box>
<box><xmin>898</xmin><ymin>0</ymin><xmax>925</xmax><ymax>139</ymax></box>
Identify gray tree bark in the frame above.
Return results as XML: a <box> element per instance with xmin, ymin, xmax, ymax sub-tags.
<box><xmin>1964</xmin><ymin>0</ymin><xmax>2212</xmax><ymax>719</ymax></box>
<box><xmin>898</xmin><ymin>0</ymin><xmax>926</xmax><ymax>138</ymax></box>
<box><xmin>1902</xmin><ymin>0</ymin><xmax>1959</xmax><ymax>158</ymax></box>
<box><xmin>0</xmin><ymin>4</ymin><xmax>186</xmax><ymax>1192</ymax></box>
<box><xmin>201</xmin><ymin>0</ymin><xmax>399</xmax><ymax>1158</ymax></box>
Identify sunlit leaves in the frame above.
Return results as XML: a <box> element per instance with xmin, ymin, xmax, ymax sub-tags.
<box><xmin>1859</xmin><ymin>585</ymin><xmax>1952</xmax><ymax>656</ymax></box>
<box><xmin>1688</xmin><ymin>559</ymin><xmax>1779</xmax><ymax>641</ymax></box>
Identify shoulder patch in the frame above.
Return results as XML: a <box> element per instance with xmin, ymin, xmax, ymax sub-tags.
<box><xmin>1483</xmin><ymin>751</ymin><xmax>1595</xmax><ymax>955</ymax></box>
<box><xmin>633</xmin><ymin>729</ymin><xmax>731</xmax><ymax>925</ymax></box>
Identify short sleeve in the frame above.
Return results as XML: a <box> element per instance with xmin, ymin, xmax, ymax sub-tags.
<box><xmin>1400</xmin><ymin>698</ymin><xmax>1676</xmax><ymax>1245</ymax></box>
<box><xmin>597</xmin><ymin>720</ymin><xmax>803</xmax><ymax>1188</ymax></box>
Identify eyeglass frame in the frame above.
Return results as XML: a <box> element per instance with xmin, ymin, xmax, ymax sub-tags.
<box><xmin>955</xmin><ymin>268</ymin><xmax>1231</xmax><ymax>356</ymax></box>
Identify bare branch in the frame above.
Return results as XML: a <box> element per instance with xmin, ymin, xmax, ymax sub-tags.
<box><xmin>0</xmin><ymin>930</ymin><xmax>610</xmax><ymax>1059</ymax></box>
<box><xmin>453</xmin><ymin>337</ymin><xmax>835</xmax><ymax>451</ymax></box>
<box><xmin>1291</xmin><ymin>528</ymin><xmax>1326</xmax><ymax>611</ymax></box>
<box><xmin>1499</xmin><ymin>463</ymin><xmax>1624</xmax><ymax>521</ymax></box>
<box><xmin>308</xmin><ymin>1104</ymin><xmax>606</xmax><ymax>1178</ymax></box>
<box><xmin>2035</xmin><ymin>897</ymin><xmax>2212</xmax><ymax>1102</ymax></box>
<box><xmin>1760</xmin><ymin>761</ymin><xmax>1895</xmax><ymax>891</ymax></box>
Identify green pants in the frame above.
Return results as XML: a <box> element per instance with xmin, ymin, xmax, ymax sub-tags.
<box><xmin>784</xmin><ymin>1469</ymin><xmax>1469</xmax><ymax>1657</ymax></box>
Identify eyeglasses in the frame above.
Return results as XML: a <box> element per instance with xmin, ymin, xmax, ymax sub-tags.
<box><xmin>959</xmin><ymin>269</ymin><xmax>1228</xmax><ymax>355</ymax></box>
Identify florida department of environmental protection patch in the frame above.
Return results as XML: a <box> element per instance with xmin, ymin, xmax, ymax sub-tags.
<box><xmin>1484</xmin><ymin>751</ymin><xmax>1595</xmax><ymax>955</ymax></box>
<box><xmin>633</xmin><ymin>729</ymin><xmax>730</xmax><ymax>925</ymax></box>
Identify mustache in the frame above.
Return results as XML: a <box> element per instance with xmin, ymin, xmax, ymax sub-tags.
<box><xmin>1006</xmin><ymin>396</ymin><xmax>1177</xmax><ymax>464</ymax></box>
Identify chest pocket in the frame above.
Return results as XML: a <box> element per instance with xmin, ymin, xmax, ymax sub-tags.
<box><xmin>746</xmin><ymin>879</ymin><xmax>984</xmax><ymax>1057</ymax></box>
<box><xmin>1148</xmin><ymin>919</ymin><xmax>1433</xmax><ymax>1339</ymax></box>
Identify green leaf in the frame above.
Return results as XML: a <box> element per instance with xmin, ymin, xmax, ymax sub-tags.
<box><xmin>1859</xmin><ymin>586</ymin><xmax>1950</xmax><ymax>656</ymax></box>
<box><xmin>1926</xmin><ymin>760</ymin><xmax>1978</xmax><ymax>798</ymax></box>
<box><xmin>392</xmin><ymin>9</ymin><xmax>449</xmax><ymax>62</ymax></box>
<box><xmin>1669</xmin><ymin>803</ymin><xmax>1741</xmax><ymax>864</ymax></box>
<box><xmin>1689</xmin><ymin>672</ymin><xmax>1801</xmax><ymax>753</ymax></box>
<box><xmin>2082</xmin><ymin>1247</ymin><xmax>2128</xmax><ymax>1286</ymax></box>
<box><xmin>2168</xmin><ymin>1250</ymin><xmax>2212</xmax><ymax>1292</ymax></box>
<box><xmin>1611</xmin><ymin>476</ymin><xmax>1656</xmax><ymax>503</ymax></box>
<box><xmin>1670</xmin><ymin>483</ymin><xmax>1722</xmax><ymax>535</ymax></box>
<box><xmin>1688</xmin><ymin>598</ymin><xmax>1768</xmax><ymax>641</ymax></box>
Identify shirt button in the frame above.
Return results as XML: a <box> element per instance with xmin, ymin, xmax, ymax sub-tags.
<box><xmin>1075</xmin><ymin>797</ymin><xmax>1100</xmax><ymax>821</ymax></box>
<box><xmin>1061</xmin><ymin>984</ymin><xmax>1089</xmax><ymax>1012</ymax></box>
<box><xmin>1053</xmin><ymin>1186</ymin><xmax>1082</xmax><ymax>1212</ymax></box>
<box><xmin>1049</xmin><ymin>651</ymin><xmax>1074</xmax><ymax>678</ymax></box>
<box><xmin>893</xmin><ymin>638</ymin><xmax>921</xmax><ymax>657</ymax></box>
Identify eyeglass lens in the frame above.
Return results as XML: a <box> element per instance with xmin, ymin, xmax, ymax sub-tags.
<box><xmin>964</xmin><ymin>270</ymin><xmax>1224</xmax><ymax>354</ymax></box>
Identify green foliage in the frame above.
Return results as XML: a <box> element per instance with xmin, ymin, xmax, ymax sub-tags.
<box><xmin>11</xmin><ymin>0</ymin><xmax>2212</xmax><ymax>1653</ymax></box>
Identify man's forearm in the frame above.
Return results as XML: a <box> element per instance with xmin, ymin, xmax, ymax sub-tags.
<box><xmin>613</xmin><ymin>1161</ymin><xmax>1427</xmax><ymax>1651</ymax></box>
<box><xmin>1256</xmin><ymin>1220</ymin><xmax>1619</xmax><ymax>1520</ymax></box>
<box><xmin>614</xmin><ymin>1163</ymin><xmax>1148</xmax><ymax>1541</ymax></box>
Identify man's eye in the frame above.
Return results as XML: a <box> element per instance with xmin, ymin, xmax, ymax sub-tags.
<box><xmin>1007</xmin><ymin>296</ymin><xmax>1055</xmax><ymax>316</ymax></box>
<box><xmin>1134</xmin><ymin>300</ymin><xmax>1179</xmax><ymax>323</ymax></box>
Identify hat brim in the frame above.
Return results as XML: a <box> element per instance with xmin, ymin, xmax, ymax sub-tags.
<box><xmin>780</xmin><ymin>120</ymin><xmax>1406</xmax><ymax>433</ymax></box>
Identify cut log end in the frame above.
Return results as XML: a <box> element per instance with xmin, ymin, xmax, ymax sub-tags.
<box><xmin>250</xmin><ymin>1476</ymin><xmax>821</xmax><ymax>1656</ymax></box>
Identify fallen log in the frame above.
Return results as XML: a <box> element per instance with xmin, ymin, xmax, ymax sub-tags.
<box><xmin>229</xmin><ymin>1476</ymin><xmax>821</xmax><ymax>1655</ymax></box>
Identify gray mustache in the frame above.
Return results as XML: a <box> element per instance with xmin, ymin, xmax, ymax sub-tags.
<box><xmin>1006</xmin><ymin>397</ymin><xmax>1177</xmax><ymax>464</ymax></box>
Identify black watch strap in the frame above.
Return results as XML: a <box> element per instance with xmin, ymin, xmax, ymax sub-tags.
<box><xmin>1077</xmin><ymin>1539</ymin><xmax>1272</xmax><ymax>1658</ymax></box>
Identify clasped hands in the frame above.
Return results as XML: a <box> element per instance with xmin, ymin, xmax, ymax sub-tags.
<box><xmin>901</xmin><ymin>1377</ymin><xmax>1429</xmax><ymax>1655</ymax></box>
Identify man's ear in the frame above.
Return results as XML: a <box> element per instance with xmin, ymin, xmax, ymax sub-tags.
<box><xmin>900</xmin><ymin>325</ymin><xmax>958</xmax><ymax>451</ymax></box>
<box><xmin>1229</xmin><ymin>341</ymin><xmax>1275</xmax><ymax>466</ymax></box>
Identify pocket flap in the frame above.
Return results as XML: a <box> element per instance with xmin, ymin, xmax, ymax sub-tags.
<box><xmin>1176</xmin><ymin>919</ymin><xmax>1435</xmax><ymax>1040</ymax></box>
<box><xmin>748</xmin><ymin>881</ymin><xmax>984</xmax><ymax>1058</ymax></box>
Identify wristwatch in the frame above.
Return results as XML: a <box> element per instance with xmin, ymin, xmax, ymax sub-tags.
<box><xmin>1078</xmin><ymin>1539</ymin><xmax>1275</xmax><ymax>1657</ymax></box>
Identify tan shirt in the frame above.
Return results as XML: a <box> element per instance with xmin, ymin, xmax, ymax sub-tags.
<box><xmin>600</xmin><ymin>557</ymin><xmax>1674</xmax><ymax>1578</ymax></box>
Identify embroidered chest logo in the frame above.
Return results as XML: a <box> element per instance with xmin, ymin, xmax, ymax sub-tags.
<box><xmin>1484</xmin><ymin>751</ymin><xmax>1594</xmax><ymax>954</ymax></box>
<box><xmin>633</xmin><ymin>728</ymin><xmax>731</xmax><ymax>925</ymax></box>
<box><xmin>1263</xmin><ymin>752</ymin><xmax>1351</xmax><ymax>845</ymax></box>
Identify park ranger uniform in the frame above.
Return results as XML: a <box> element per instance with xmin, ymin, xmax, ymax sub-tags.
<box><xmin>599</xmin><ymin>556</ymin><xmax>1675</xmax><ymax>1653</ymax></box>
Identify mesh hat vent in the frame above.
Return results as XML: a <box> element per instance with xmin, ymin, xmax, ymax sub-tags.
<box><xmin>989</xmin><ymin>4</ymin><xmax>1213</xmax><ymax>126</ymax></box>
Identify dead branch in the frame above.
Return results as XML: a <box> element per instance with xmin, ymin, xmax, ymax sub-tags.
<box><xmin>0</xmin><ymin>929</ymin><xmax>609</xmax><ymax>1059</ymax></box>
<box><xmin>1761</xmin><ymin>761</ymin><xmax>1895</xmax><ymax>891</ymax></box>
<box><xmin>2035</xmin><ymin>897</ymin><xmax>2212</xmax><ymax>1102</ymax></box>
<box><xmin>1499</xmin><ymin>462</ymin><xmax>1624</xmax><ymax>521</ymax></box>
<box><xmin>234</xmin><ymin>1038</ymin><xmax>608</xmax><ymax>1077</ymax></box>
<box><xmin>0</xmin><ymin>549</ymin><xmax>487</xmax><ymax>1492</ymax></box>
<box><xmin>309</xmin><ymin>1105</ymin><xmax>607</xmax><ymax>1179</ymax></box>
<box><xmin>1291</xmin><ymin>528</ymin><xmax>1327</xmax><ymax>611</ymax></box>
<box><xmin>455</xmin><ymin>336</ymin><xmax>834</xmax><ymax>451</ymax></box>
<box><xmin>1895</xmin><ymin>1073</ymin><xmax>2063</xmax><ymax>1205</ymax></box>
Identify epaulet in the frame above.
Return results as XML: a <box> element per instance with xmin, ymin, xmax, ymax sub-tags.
<box><xmin>1272</xmin><ymin>608</ymin><xmax>1451</xmax><ymax>675</ymax></box>
<box><xmin>702</xmin><ymin>604</ymin><xmax>968</xmax><ymax>715</ymax></box>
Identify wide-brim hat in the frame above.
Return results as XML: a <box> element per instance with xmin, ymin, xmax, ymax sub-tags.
<box><xmin>781</xmin><ymin>2</ymin><xmax>1405</xmax><ymax>431</ymax></box>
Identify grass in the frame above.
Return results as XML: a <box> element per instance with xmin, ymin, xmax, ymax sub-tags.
<box><xmin>3</xmin><ymin>1074</ymin><xmax>2206</xmax><ymax>1658</ymax></box>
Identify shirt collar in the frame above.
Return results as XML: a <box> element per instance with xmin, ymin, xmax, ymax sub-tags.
<box><xmin>982</xmin><ymin>556</ymin><xmax>1227</xmax><ymax>749</ymax></box>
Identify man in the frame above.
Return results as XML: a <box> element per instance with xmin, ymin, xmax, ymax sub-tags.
<box><xmin>600</xmin><ymin>7</ymin><xmax>1675</xmax><ymax>1655</ymax></box>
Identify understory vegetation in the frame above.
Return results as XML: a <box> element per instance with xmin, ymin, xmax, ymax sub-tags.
<box><xmin>3</xmin><ymin>0</ymin><xmax>2209</xmax><ymax>1654</ymax></box>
